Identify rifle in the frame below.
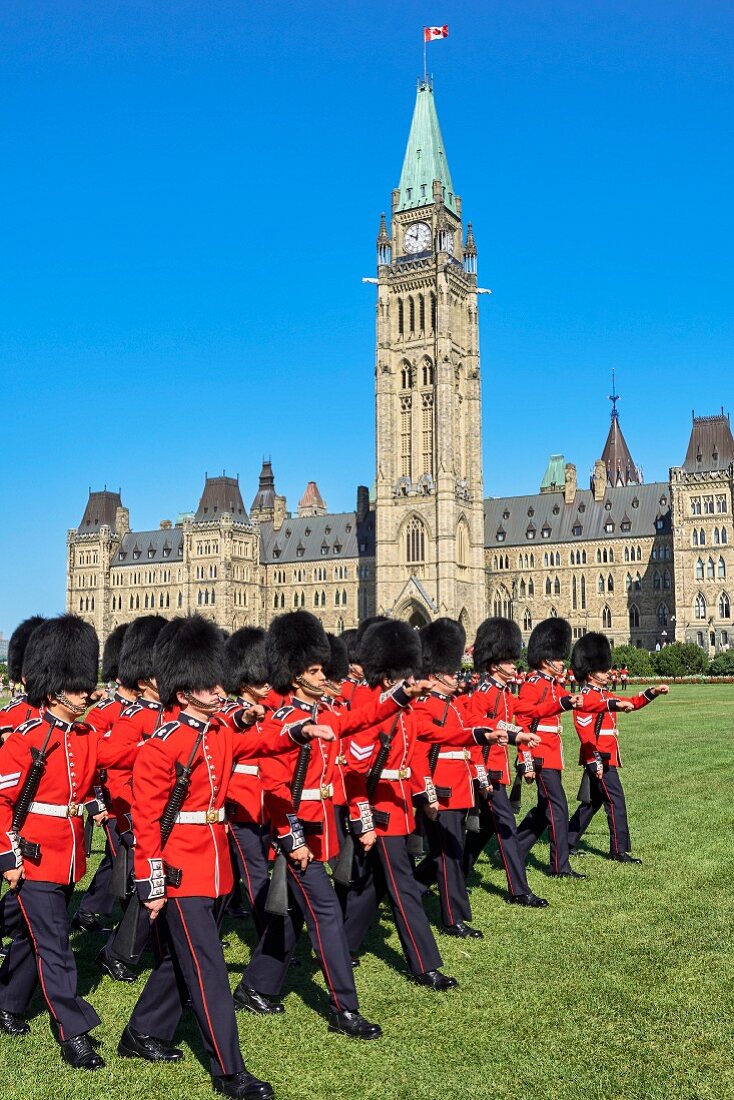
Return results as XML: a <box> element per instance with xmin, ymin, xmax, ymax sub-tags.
<box><xmin>333</xmin><ymin>715</ymin><xmax>400</xmax><ymax>887</ymax></box>
<box><xmin>113</xmin><ymin>723</ymin><xmax>206</xmax><ymax>961</ymax></box>
<box><xmin>11</xmin><ymin>723</ymin><xmax>55</xmax><ymax>861</ymax></box>
<box><xmin>83</xmin><ymin>814</ymin><xmax>95</xmax><ymax>858</ymax></box>
<box><xmin>264</xmin><ymin>710</ymin><xmax>315</xmax><ymax>917</ymax></box>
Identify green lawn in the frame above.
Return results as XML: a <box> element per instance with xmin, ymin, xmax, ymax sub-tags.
<box><xmin>1</xmin><ymin>685</ymin><xmax>732</xmax><ymax>1100</ymax></box>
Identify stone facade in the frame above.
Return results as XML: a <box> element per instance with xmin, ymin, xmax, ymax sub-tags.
<box><xmin>65</xmin><ymin>80</ymin><xmax>734</xmax><ymax>657</ymax></box>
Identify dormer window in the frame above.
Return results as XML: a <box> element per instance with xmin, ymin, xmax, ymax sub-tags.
<box><xmin>541</xmin><ymin>526</ymin><xmax>551</xmax><ymax>539</ymax></box>
<box><xmin>632</xmin><ymin>497</ymin><xmax>639</xmax><ymax>508</ymax></box>
<box><xmin>604</xmin><ymin>521</ymin><xmax>614</xmax><ymax>533</ymax></box>
<box><xmin>605</xmin><ymin>500</ymin><xmax>612</xmax><ymax>511</ymax></box>
<box><xmin>496</xmin><ymin>530</ymin><xmax>506</xmax><ymax>542</ymax></box>
<box><xmin>552</xmin><ymin>505</ymin><xmax>560</xmax><ymax>515</ymax></box>
<box><xmin>502</xmin><ymin>509</ymin><xmax>510</xmax><ymax>520</ymax></box>
<box><xmin>578</xmin><ymin>503</ymin><xmax>586</xmax><ymax>513</ymax></box>
<box><xmin>304</xmin><ymin>527</ymin><xmax>311</xmax><ymax>537</ymax></box>
<box><xmin>527</xmin><ymin>507</ymin><xmax>534</xmax><ymax>517</ymax></box>
<box><xmin>526</xmin><ymin>526</ymin><xmax>536</xmax><ymax>540</ymax></box>
<box><xmin>621</xmin><ymin>520</ymin><xmax>631</xmax><ymax>533</ymax></box>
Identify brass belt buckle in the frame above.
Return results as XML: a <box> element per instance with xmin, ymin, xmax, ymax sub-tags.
<box><xmin>463</xmin><ymin>749</ymin><xmax>471</xmax><ymax>760</ymax></box>
<box><xmin>320</xmin><ymin>784</ymin><xmax>331</xmax><ymax>800</ymax></box>
<box><xmin>399</xmin><ymin>767</ymin><xmax>408</xmax><ymax>780</ymax></box>
<box><xmin>68</xmin><ymin>802</ymin><xmax>80</xmax><ymax>818</ymax></box>
<box><xmin>206</xmin><ymin>809</ymin><xmax>219</xmax><ymax>824</ymax></box>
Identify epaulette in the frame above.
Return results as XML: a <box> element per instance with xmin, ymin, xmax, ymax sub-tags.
<box><xmin>273</xmin><ymin>705</ymin><xmax>295</xmax><ymax>721</ymax></box>
<box><xmin>153</xmin><ymin>720</ymin><xmax>180</xmax><ymax>741</ymax></box>
<box><xmin>121</xmin><ymin>703</ymin><xmax>143</xmax><ymax>718</ymax></box>
<box><xmin>0</xmin><ymin>695</ymin><xmax>26</xmax><ymax>714</ymax></box>
<box><xmin>93</xmin><ymin>698</ymin><xmax>115</xmax><ymax>712</ymax></box>
<box><xmin>527</xmin><ymin>673</ymin><xmax>541</xmax><ymax>684</ymax></box>
<box><xmin>219</xmin><ymin>701</ymin><xmax>239</xmax><ymax>715</ymax></box>
<box><xmin>15</xmin><ymin>717</ymin><xmax>42</xmax><ymax>737</ymax></box>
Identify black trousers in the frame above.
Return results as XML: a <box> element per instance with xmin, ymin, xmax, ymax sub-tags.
<box><xmin>415</xmin><ymin>809</ymin><xmax>472</xmax><ymax>926</ymax></box>
<box><xmin>228</xmin><ymin>822</ymin><xmax>271</xmax><ymax>937</ymax></box>
<box><xmin>77</xmin><ymin>819</ymin><xmax>120</xmax><ymax>919</ymax></box>
<box><xmin>344</xmin><ymin>834</ymin><xmax>443</xmax><ymax>976</ymax></box>
<box><xmin>129</xmin><ymin>894</ymin><xmax>244</xmax><ymax>1078</ymax></box>
<box><xmin>243</xmin><ymin>859</ymin><xmax>359</xmax><ymax>1014</ymax></box>
<box><xmin>516</xmin><ymin>768</ymin><xmax>572</xmax><ymax>874</ymax></box>
<box><xmin>568</xmin><ymin>765</ymin><xmax>631</xmax><ymax>855</ymax></box>
<box><xmin>0</xmin><ymin>881</ymin><xmax>100</xmax><ymax>1041</ymax></box>
<box><xmin>463</xmin><ymin>782</ymin><xmax>531</xmax><ymax>897</ymax></box>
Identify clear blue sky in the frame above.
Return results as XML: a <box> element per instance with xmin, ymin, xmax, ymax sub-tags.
<box><xmin>2</xmin><ymin>1</ymin><xmax>733</xmax><ymax>635</ymax></box>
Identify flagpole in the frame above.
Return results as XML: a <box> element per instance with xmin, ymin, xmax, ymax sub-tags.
<box><xmin>423</xmin><ymin>29</ymin><xmax>427</xmax><ymax>84</ymax></box>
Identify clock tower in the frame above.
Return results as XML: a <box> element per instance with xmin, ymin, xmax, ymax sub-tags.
<box><xmin>373</xmin><ymin>79</ymin><xmax>486</xmax><ymax>634</ymax></box>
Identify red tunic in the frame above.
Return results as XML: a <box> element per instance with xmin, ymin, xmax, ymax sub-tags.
<box><xmin>573</xmin><ymin>684</ymin><xmax>656</xmax><ymax>767</ymax></box>
<box><xmin>460</xmin><ymin>678</ymin><xmax>524</xmax><ymax>786</ymax></box>
<box><xmin>411</xmin><ymin>692</ymin><xmax>489</xmax><ymax>811</ymax></box>
<box><xmin>132</xmin><ymin>708</ymin><xmax>308</xmax><ymax>900</ymax></box>
<box><xmin>0</xmin><ymin>712</ymin><xmax>136</xmax><ymax>884</ymax></box>
<box><xmin>514</xmin><ymin>672</ymin><xmax>608</xmax><ymax>771</ymax></box>
<box><xmin>259</xmin><ymin>683</ymin><xmax>411</xmax><ymax>862</ymax></box>
<box><xmin>0</xmin><ymin>695</ymin><xmax>40</xmax><ymax>741</ymax></box>
<box><xmin>217</xmin><ymin>698</ymin><xmax>273</xmax><ymax>827</ymax></box>
<box><xmin>102</xmin><ymin>698</ymin><xmax>164</xmax><ymax>832</ymax></box>
<box><xmin>85</xmin><ymin>689</ymin><xmax>137</xmax><ymax>735</ymax></box>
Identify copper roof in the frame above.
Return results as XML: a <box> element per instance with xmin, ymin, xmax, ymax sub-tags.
<box><xmin>78</xmin><ymin>490</ymin><xmax>122</xmax><ymax>533</ymax></box>
<box><xmin>298</xmin><ymin>481</ymin><xmax>327</xmax><ymax>516</ymax></box>
<box><xmin>195</xmin><ymin>476</ymin><xmax>248</xmax><ymax>523</ymax></box>
<box><xmin>250</xmin><ymin>460</ymin><xmax>276</xmax><ymax>514</ymax></box>
<box><xmin>682</xmin><ymin>413</ymin><xmax>734</xmax><ymax>473</ymax></box>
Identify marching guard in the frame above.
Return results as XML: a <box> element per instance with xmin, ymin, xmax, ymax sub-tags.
<box><xmin>460</xmin><ymin>617</ymin><xmax>548</xmax><ymax>907</ymax></box>
<box><xmin>342</xmin><ymin>619</ymin><xmax>458</xmax><ymax>988</ymax></box>
<box><xmin>0</xmin><ymin>615</ymin><xmax>135</xmax><ymax>1067</ymax></box>
<box><xmin>236</xmin><ymin>610</ymin><xmax>420</xmax><ymax>1039</ymax></box>
<box><xmin>514</xmin><ymin>618</ymin><xmax>623</xmax><ymax>878</ymax></box>
<box><xmin>567</xmin><ymin>633</ymin><xmax>668</xmax><ymax>862</ymax></box>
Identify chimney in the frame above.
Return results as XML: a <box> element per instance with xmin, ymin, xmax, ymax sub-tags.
<box><xmin>564</xmin><ymin>464</ymin><xmax>577</xmax><ymax>506</ymax></box>
<box><xmin>273</xmin><ymin>494</ymin><xmax>287</xmax><ymax>532</ymax></box>
<box><xmin>115</xmin><ymin>506</ymin><xmax>130</xmax><ymax>535</ymax></box>
<box><xmin>356</xmin><ymin>485</ymin><xmax>370</xmax><ymax>524</ymax></box>
<box><xmin>592</xmin><ymin>459</ymin><xmax>607</xmax><ymax>502</ymax></box>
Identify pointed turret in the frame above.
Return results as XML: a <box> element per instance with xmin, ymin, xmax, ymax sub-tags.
<box><xmin>396</xmin><ymin>81</ymin><xmax>457</xmax><ymax>216</ymax></box>
<box><xmin>463</xmin><ymin>222</ymin><xmax>477</xmax><ymax>274</ymax></box>
<box><xmin>250</xmin><ymin>460</ymin><xmax>276</xmax><ymax>522</ymax></box>
<box><xmin>598</xmin><ymin>377</ymin><xmax>641</xmax><ymax>487</ymax></box>
<box><xmin>297</xmin><ymin>481</ymin><xmax>327</xmax><ymax>518</ymax></box>
<box><xmin>376</xmin><ymin>212</ymin><xmax>391</xmax><ymax>266</ymax></box>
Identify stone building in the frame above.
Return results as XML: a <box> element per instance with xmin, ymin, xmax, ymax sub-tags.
<box><xmin>66</xmin><ymin>78</ymin><xmax>734</xmax><ymax>656</ymax></box>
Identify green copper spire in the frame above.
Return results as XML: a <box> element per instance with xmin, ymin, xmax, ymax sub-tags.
<box><xmin>397</xmin><ymin>81</ymin><xmax>457</xmax><ymax>216</ymax></box>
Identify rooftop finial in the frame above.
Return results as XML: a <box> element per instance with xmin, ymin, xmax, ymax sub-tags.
<box><xmin>608</xmin><ymin>368</ymin><xmax>620</xmax><ymax>421</ymax></box>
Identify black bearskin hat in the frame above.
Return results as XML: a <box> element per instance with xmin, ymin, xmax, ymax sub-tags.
<box><xmin>527</xmin><ymin>617</ymin><xmax>572</xmax><ymax>670</ymax></box>
<box><xmin>24</xmin><ymin>615</ymin><xmax>99</xmax><ymax>708</ymax></box>
<box><xmin>339</xmin><ymin>628</ymin><xmax>359</xmax><ymax>665</ymax></box>
<box><xmin>154</xmin><ymin>615</ymin><xmax>224</xmax><ymax>709</ymax></box>
<box><xmin>223</xmin><ymin>628</ymin><xmax>268</xmax><ymax>695</ymax></box>
<box><xmin>355</xmin><ymin>615</ymin><xmax>390</xmax><ymax>661</ymax></box>
<box><xmin>117</xmin><ymin>616</ymin><xmax>167</xmax><ymax>692</ymax></box>
<box><xmin>571</xmin><ymin>633</ymin><xmax>612</xmax><ymax>682</ymax></box>
<box><xmin>266</xmin><ymin>611</ymin><xmax>330</xmax><ymax>695</ymax></box>
<box><xmin>101</xmin><ymin>623</ymin><xmax>129</xmax><ymax>682</ymax></box>
<box><xmin>7</xmin><ymin>616</ymin><xmax>46</xmax><ymax>682</ymax></box>
<box><xmin>324</xmin><ymin>634</ymin><xmax>349</xmax><ymax>684</ymax></box>
<box><xmin>473</xmin><ymin>617</ymin><xmax>522</xmax><ymax>672</ymax></box>
<box><xmin>360</xmin><ymin>620</ymin><xmax>422</xmax><ymax>688</ymax></box>
<box><xmin>420</xmin><ymin>618</ymin><xmax>466</xmax><ymax>676</ymax></box>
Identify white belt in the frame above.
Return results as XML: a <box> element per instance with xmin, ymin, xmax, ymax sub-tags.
<box><xmin>380</xmin><ymin>767</ymin><xmax>412</xmax><ymax>781</ymax></box>
<box><xmin>300</xmin><ymin>784</ymin><xmax>334</xmax><ymax>801</ymax></box>
<box><xmin>175</xmin><ymin>808</ymin><xmax>227</xmax><ymax>825</ymax></box>
<box><xmin>536</xmin><ymin>724</ymin><xmax>561</xmax><ymax>734</ymax></box>
<box><xmin>438</xmin><ymin>750</ymin><xmax>471</xmax><ymax>761</ymax></box>
<box><xmin>28</xmin><ymin>801</ymin><xmax>83</xmax><ymax>819</ymax></box>
<box><xmin>233</xmin><ymin>764</ymin><xmax>259</xmax><ymax>777</ymax></box>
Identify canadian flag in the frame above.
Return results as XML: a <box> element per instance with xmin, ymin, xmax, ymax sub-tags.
<box><xmin>424</xmin><ymin>25</ymin><xmax>449</xmax><ymax>42</ymax></box>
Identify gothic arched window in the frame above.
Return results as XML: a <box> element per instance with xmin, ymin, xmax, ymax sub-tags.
<box><xmin>456</xmin><ymin>521</ymin><xmax>468</xmax><ymax>568</ymax></box>
<box><xmin>602</xmin><ymin>605</ymin><xmax>612</xmax><ymax>629</ymax></box>
<box><xmin>719</xmin><ymin>592</ymin><xmax>731</xmax><ymax>619</ymax></box>
<box><xmin>629</xmin><ymin>604</ymin><xmax>640</xmax><ymax>629</ymax></box>
<box><xmin>719</xmin><ymin>557</ymin><xmax>726</xmax><ymax>579</ymax></box>
<box><xmin>405</xmin><ymin>516</ymin><xmax>426</xmax><ymax>564</ymax></box>
<box><xmin>418</xmin><ymin>294</ymin><xmax>425</xmax><ymax>331</ymax></box>
<box><xmin>694</xmin><ymin>593</ymin><xmax>706</xmax><ymax>619</ymax></box>
<box><xmin>397</xmin><ymin>298</ymin><xmax>404</xmax><ymax>336</ymax></box>
<box><xmin>422</xmin><ymin>357</ymin><xmax>434</xmax><ymax>386</ymax></box>
<box><xmin>657</xmin><ymin>603</ymin><xmax>668</xmax><ymax>627</ymax></box>
<box><xmin>408</xmin><ymin>296</ymin><xmax>415</xmax><ymax>332</ymax></box>
<box><xmin>400</xmin><ymin>361</ymin><xmax>412</xmax><ymax>389</ymax></box>
<box><xmin>523</xmin><ymin>609</ymin><xmax>532</xmax><ymax>631</ymax></box>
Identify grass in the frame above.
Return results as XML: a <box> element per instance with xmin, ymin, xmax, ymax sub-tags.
<box><xmin>0</xmin><ymin>685</ymin><xmax>732</xmax><ymax>1100</ymax></box>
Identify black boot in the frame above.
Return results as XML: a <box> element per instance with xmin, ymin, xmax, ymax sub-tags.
<box><xmin>212</xmin><ymin>1071</ymin><xmax>274</xmax><ymax>1099</ymax></box>
<box><xmin>327</xmin><ymin>1010</ymin><xmax>382</xmax><ymax>1040</ymax></box>
<box><xmin>413</xmin><ymin>969</ymin><xmax>459</xmax><ymax>991</ymax></box>
<box><xmin>118</xmin><ymin>1024</ymin><xmax>183</xmax><ymax>1062</ymax></box>
<box><xmin>507</xmin><ymin>892</ymin><xmax>549</xmax><ymax>908</ymax></box>
<box><xmin>0</xmin><ymin>1009</ymin><xmax>29</xmax><ymax>1036</ymax></box>
<box><xmin>59</xmin><ymin>1033</ymin><xmax>105</xmax><ymax>1070</ymax></box>
<box><xmin>96</xmin><ymin>948</ymin><xmax>137</xmax><ymax>983</ymax></box>
<box><xmin>233</xmin><ymin>984</ymin><xmax>285</xmax><ymax>1015</ymax></box>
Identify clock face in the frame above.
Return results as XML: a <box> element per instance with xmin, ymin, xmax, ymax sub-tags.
<box><xmin>403</xmin><ymin>221</ymin><xmax>432</xmax><ymax>254</ymax></box>
<box><xmin>444</xmin><ymin>233</ymin><xmax>455</xmax><ymax>256</ymax></box>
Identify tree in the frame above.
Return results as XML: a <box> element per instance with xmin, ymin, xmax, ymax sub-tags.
<box><xmin>652</xmin><ymin>642</ymin><xmax>708</xmax><ymax>679</ymax></box>
<box><xmin>708</xmin><ymin>650</ymin><xmax>734</xmax><ymax>677</ymax></box>
<box><xmin>611</xmin><ymin>644</ymin><xmax>653</xmax><ymax>677</ymax></box>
